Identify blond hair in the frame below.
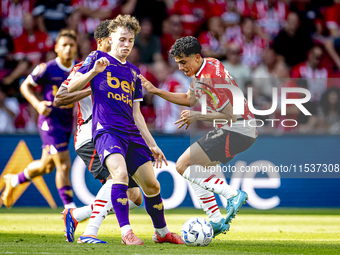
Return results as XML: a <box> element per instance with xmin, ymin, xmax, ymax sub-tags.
<box><xmin>108</xmin><ymin>14</ymin><xmax>140</xmax><ymax>36</ymax></box>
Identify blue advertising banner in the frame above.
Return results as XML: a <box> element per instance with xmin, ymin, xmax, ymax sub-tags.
<box><xmin>0</xmin><ymin>134</ymin><xmax>339</xmax><ymax>209</ymax></box>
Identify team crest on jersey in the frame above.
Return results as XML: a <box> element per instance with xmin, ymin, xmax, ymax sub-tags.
<box><xmin>82</xmin><ymin>56</ymin><xmax>92</xmax><ymax>67</ymax></box>
<box><xmin>31</xmin><ymin>63</ymin><xmax>46</xmax><ymax>77</ymax></box>
<box><xmin>131</xmin><ymin>69</ymin><xmax>137</xmax><ymax>82</ymax></box>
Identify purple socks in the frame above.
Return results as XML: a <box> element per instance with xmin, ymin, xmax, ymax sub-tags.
<box><xmin>17</xmin><ymin>172</ymin><xmax>29</xmax><ymax>184</ymax></box>
<box><xmin>144</xmin><ymin>193</ymin><xmax>166</xmax><ymax>228</ymax></box>
<box><xmin>111</xmin><ymin>184</ymin><xmax>130</xmax><ymax>227</ymax></box>
<box><xmin>57</xmin><ymin>186</ymin><xmax>74</xmax><ymax>205</ymax></box>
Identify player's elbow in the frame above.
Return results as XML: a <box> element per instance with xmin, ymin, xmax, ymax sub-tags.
<box><xmin>20</xmin><ymin>78</ymin><xmax>29</xmax><ymax>94</ymax></box>
<box><xmin>53</xmin><ymin>95</ymin><xmax>63</xmax><ymax>107</ymax></box>
<box><xmin>53</xmin><ymin>97</ymin><xmax>61</xmax><ymax>107</ymax></box>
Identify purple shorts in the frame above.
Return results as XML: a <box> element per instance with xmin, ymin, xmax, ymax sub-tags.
<box><xmin>94</xmin><ymin>131</ymin><xmax>153</xmax><ymax>176</ymax></box>
<box><xmin>39</xmin><ymin>127</ymin><xmax>71</xmax><ymax>155</ymax></box>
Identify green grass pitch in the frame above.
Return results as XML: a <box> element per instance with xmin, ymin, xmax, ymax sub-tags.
<box><xmin>0</xmin><ymin>207</ymin><xmax>340</xmax><ymax>254</ymax></box>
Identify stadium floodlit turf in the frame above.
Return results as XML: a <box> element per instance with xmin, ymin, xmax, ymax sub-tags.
<box><xmin>0</xmin><ymin>208</ymin><xmax>339</xmax><ymax>255</ymax></box>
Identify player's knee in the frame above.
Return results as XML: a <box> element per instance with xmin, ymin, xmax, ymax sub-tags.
<box><xmin>111</xmin><ymin>168</ymin><xmax>128</xmax><ymax>183</ymax></box>
<box><xmin>143</xmin><ymin>180</ymin><xmax>160</xmax><ymax>196</ymax></box>
<box><xmin>134</xmin><ymin>193</ymin><xmax>143</xmax><ymax>207</ymax></box>
<box><xmin>128</xmin><ymin>188</ymin><xmax>143</xmax><ymax>207</ymax></box>
<box><xmin>44</xmin><ymin>163</ymin><xmax>55</xmax><ymax>174</ymax></box>
<box><xmin>59</xmin><ymin>162</ymin><xmax>71</xmax><ymax>173</ymax></box>
<box><xmin>176</xmin><ymin>159</ymin><xmax>188</xmax><ymax>175</ymax></box>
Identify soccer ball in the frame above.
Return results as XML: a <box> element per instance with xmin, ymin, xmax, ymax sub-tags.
<box><xmin>181</xmin><ymin>217</ymin><xmax>213</xmax><ymax>246</ymax></box>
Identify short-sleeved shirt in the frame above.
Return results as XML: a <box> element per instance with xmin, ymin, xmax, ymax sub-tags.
<box><xmin>191</xmin><ymin>57</ymin><xmax>257</xmax><ymax>138</ymax></box>
<box><xmin>77</xmin><ymin>50</ymin><xmax>143</xmax><ymax>138</ymax></box>
<box><xmin>28</xmin><ymin>57</ymin><xmax>75</xmax><ymax>133</ymax></box>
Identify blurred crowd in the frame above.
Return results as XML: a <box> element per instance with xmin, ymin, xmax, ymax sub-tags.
<box><xmin>1</xmin><ymin>0</ymin><xmax>340</xmax><ymax>135</ymax></box>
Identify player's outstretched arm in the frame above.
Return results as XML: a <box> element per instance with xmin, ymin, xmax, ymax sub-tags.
<box><xmin>133</xmin><ymin>101</ymin><xmax>168</xmax><ymax>168</ymax></box>
<box><xmin>68</xmin><ymin>57</ymin><xmax>109</xmax><ymax>93</ymax></box>
<box><xmin>138</xmin><ymin>74</ymin><xmax>195</xmax><ymax>107</ymax></box>
<box><xmin>54</xmin><ymin>86</ymin><xmax>91</xmax><ymax>107</ymax></box>
<box><xmin>175</xmin><ymin>103</ymin><xmax>237</xmax><ymax>130</ymax></box>
<box><xmin>20</xmin><ymin>77</ymin><xmax>52</xmax><ymax>116</ymax></box>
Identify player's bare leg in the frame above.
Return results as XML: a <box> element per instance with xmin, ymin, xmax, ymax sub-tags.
<box><xmin>2</xmin><ymin>148</ymin><xmax>55</xmax><ymax>208</ymax></box>
<box><xmin>52</xmin><ymin>150</ymin><xmax>74</xmax><ymax>208</ymax></box>
<box><xmin>176</xmin><ymin>142</ymin><xmax>246</xmax><ymax>228</ymax></box>
<box><xmin>133</xmin><ymin>161</ymin><xmax>183</xmax><ymax>244</ymax></box>
<box><xmin>127</xmin><ymin>187</ymin><xmax>143</xmax><ymax>209</ymax></box>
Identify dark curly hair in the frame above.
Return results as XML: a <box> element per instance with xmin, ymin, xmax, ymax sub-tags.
<box><xmin>169</xmin><ymin>36</ymin><xmax>202</xmax><ymax>58</ymax></box>
<box><xmin>94</xmin><ymin>20</ymin><xmax>111</xmax><ymax>40</ymax></box>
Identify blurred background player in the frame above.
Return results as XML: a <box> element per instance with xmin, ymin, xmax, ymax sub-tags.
<box><xmin>54</xmin><ymin>20</ymin><xmax>143</xmax><ymax>244</ymax></box>
<box><xmin>139</xmin><ymin>36</ymin><xmax>257</xmax><ymax>237</ymax></box>
<box><xmin>2</xmin><ymin>30</ymin><xmax>77</xmax><ymax>209</ymax></box>
<box><xmin>67</xmin><ymin>14</ymin><xmax>183</xmax><ymax>246</ymax></box>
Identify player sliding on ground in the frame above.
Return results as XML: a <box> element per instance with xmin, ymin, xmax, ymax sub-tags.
<box><xmin>139</xmin><ymin>36</ymin><xmax>257</xmax><ymax>237</ymax></box>
<box><xmin>54</xmin><ymin>20</ymin><xmax>143</xmax><ymax>244</ymax></box>
<box><xmin>67</xmin><ymin>14</ymin><xmax>183</xmax><ymax>246</ymax></box>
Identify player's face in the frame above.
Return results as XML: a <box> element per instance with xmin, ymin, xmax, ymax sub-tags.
<box><xmin>55</xmin><ymin>36</ymin><xmax>77</xmax><ymax>61</ymax></box>
<box><xmin>109</xmin><ymin>27</ymin><xmax>135</xmax><ymax>61</ymax></box>
<box><xmin>174</xmin><ymin>54</ymin><xmax>201</xmax><ymax>77</ymax></box>
<box><xmin>97</xmin><ymin>37</ymin><xmax>111</xmax><ymax>53</ymax></box>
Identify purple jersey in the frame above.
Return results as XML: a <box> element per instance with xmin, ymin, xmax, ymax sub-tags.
<box><xmin>28</xmin><ymin>57</ymin><xmax>75</xmax><ymax>132</ymax></box>
<box><xmin>77</xmin><ymin>51</ymin><xmax>143</xmax><ymax>137</ymax></box>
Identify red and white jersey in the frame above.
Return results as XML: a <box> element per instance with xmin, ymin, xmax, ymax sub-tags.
<box><xmin>223</xmin><ymin>25</ymin><xmax>242</xmax><ymax>43</ymax></box>
<box><xmin>61</xmin><ymin>61</ymin><xmax>93</xmax><ymax>150</ymax></box>
<box><xmin>172</xmin><ymin>0</ymin><xmax>211</xmax><ymax>36</ymax></box>
<box><xmin>190</xmin><ymin>58</ymin><xmax>257</xmax><ymax>138</ymax></box>
<box><xmin>72</xmin><ymin>0</ymin><xmax>111</xmax><ymax>34</ymax></box>
<box><xmin>198</xmin><ymin>31</ymin><xmax>223</xmax><ymax>54</ymax></box>
<box><xmin>231</xmin><ymin>35</ymin><xmax>267</xmax><ymax>68</ymax></box>
<box><xmin>0</xmin><ymin>0</ymin><xmax>32</xmax><ymax>38</ymax></box>
<box><xmin>252</xmin><ymin>0</ymin><xmax>288</xmax><ymax>38</ymax></box>
<box><xmin>291</xmin><ymin>61</ymin><xmax>329</xmax><ymax>102</ymax></box>
<box><xmin>154</xmin><ymin>74</ymin><xmax>188</xmax><ymax>133</ymax></box>
<box><xmin>13</xmin><ymin>30</ymin><xmax>53</xmax><ymax>65</ymax></box>
<box><xmin>325</xmin><ymin>3</ymin><xmax>340</xmax><ymax>31</ymax></box>
<box><xmin>236</xmin><ymin>0</ymin><xmax>254</xmax><ymax>17</ymax></box>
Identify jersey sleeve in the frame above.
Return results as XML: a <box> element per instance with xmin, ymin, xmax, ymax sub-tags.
<box><xmin>61</xmin><ymin>64</ymin><xmax>81</xmax><ymax>88</ymax></box>
<box><xmin>134</xmin><ymin>75</ymin><xmax>143</xmax><ymax>102</ymax></box>
<box><xmin>77</xmin><ymin>51</ymin><xmax>99</xmax><ymax>75</ymax></box>
<box><xmin>28</xmin><ymin>63</ymin><xmax>47</xmax><ymax>87</ymax></box>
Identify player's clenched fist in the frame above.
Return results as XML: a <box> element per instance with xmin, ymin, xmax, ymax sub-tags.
<box><xmin>138</xmin><ymin>74</ymin><xmax>157</xmax><ymax>94</ymax></box>
<box><xmin>36</xmin><ymin>101</ymin><xmax>52</xmax><ymax>116</ymax></box>
<box><xmin>93</xmin><ymin>57</ymin><xmax>109</xmax><ymax>73</ymax></box>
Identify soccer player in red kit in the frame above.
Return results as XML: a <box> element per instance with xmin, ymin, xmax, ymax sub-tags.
<box><xmin>139</xmin><ymin>36</ymin><xmax>257</xmax><ymax>237</ymax></box>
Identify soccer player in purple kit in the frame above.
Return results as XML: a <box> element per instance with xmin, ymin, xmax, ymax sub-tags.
<box><xmin>68</xmin><ymin>15</ymin><xmax>183</xmax><ymax>246</ymax></box>
<box><xmin>54</xmin><ymin>20</ymin><xmax>144</xmax><ymax>244</ymax></box>
<box><xmin>2</xmin><ymin>30</ymin><xmax>78</xmax><ymax>209</ymax></box>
